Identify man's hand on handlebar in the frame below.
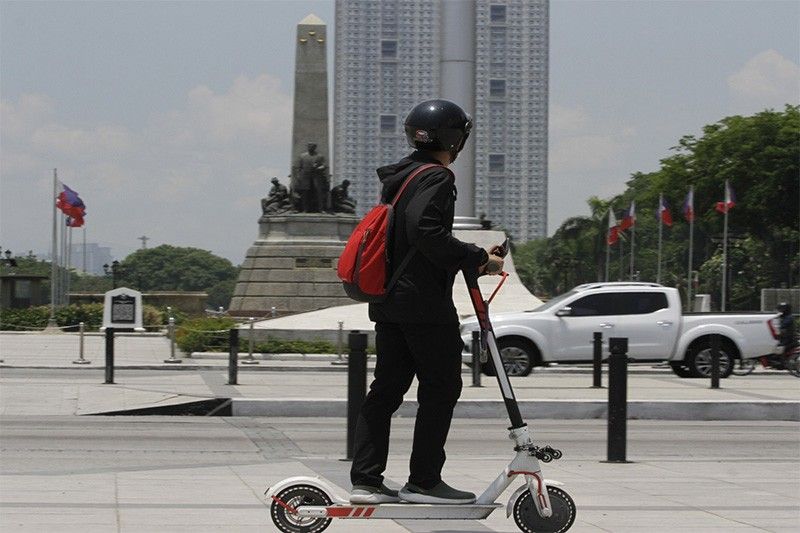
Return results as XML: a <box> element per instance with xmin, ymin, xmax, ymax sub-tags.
<box><xmin>480</xmin><ymin>252</ymin><xmax>505</xmax><ymax>275</ymax></box>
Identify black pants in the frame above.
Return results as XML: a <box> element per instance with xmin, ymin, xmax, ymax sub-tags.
<box><xmin>350</xmin><ymin>321</ymin><xmax>464</xmax><ymax>489</ymax></box>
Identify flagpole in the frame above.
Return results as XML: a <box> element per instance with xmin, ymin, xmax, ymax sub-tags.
<box><xmin>657</xmin><ymin>194</ymin><xmax>663</xmax><ymax>284</ymax></box>
<box><xmin>629</xmin><ymin>224</ymin><xmax>635</xmax><ymax>280</ymax></box>
<box><xmin>605</xmin><ymin>240</ymin><xmax>610</xmax><ymax>282</ymax></box>
<box><xmin>686</xmin><ymin>187</ymin><xmax>694</xmax><ymax>312</ymax></box>
<box><xmin>619</xmin><ymin>236</ymin><xmax>624</xmax><ymax>281</ymax></box>
<box><xmin>721</xmin><ymin>196</ymin><xmax>729</xmax><ymax>312</ymax></box>
<box><xmin>48</xmin><ymin>169</ymin><xmax>58</xmax><ymax>327</ymax></box>
<box><xmin>66</xmin><ymin>226</ymin><xmax>72</xmax><ymax>306</ymax></box>
<box><xmin>82</xmin><ymin>226</ymin><xmax>87</xmax><ymax>273</ymax></box>
<box><xmin>60</xmin><ymin>214</ymin><xmax>66</xmax><ymax>306</ymax></box>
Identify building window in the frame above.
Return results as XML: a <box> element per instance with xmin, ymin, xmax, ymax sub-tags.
<box><xmin>379</xmin><ymin>114</ymin><xmax>397</xmax><ymax>134</ymax></box>
<box><xmin>489</xmin><ymin>79</ymin><xmax>506</xmax><ymax>98</ymax></box>
<box><xmin>489</xmin><ymin>154</ymin><xmax>505</xmax><ymax>173</ymax></box>
<box><xmin>381</xmin><ymin>40</ymin><xmax>397</xmax><ymax>59</ymax></box>
<box><xmin>490</xmin><ymin>4</ymin><xmax>506</xmax><ymax>24</ymax></box>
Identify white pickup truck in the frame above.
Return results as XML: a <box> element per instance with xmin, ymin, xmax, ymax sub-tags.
<box><xmin>461</xmin><ymin>282</ymin><xmax>778</xmax><ymax>378</ymax></box>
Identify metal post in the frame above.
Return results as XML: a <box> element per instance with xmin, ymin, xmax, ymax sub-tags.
<box><xmin>471</xmin><ymin>331</ymin><xmax>481</xmax><ymax>387</ymax></box>
<box><xmin>592</xmin><ymin>332</ymin><xmax>602</xmax><ymax>388</ymax></box>
<box><xmin>346</xmin><ymin>331</ymin><xmax>368</xmax><ymax>460</ymax></box>
<box><xmin>332</xmin><ymin>321</ymin><xmax>347</xmax><ymax>366</ymax></box>
<box><xmin>163</xmin><ymin>317</ymin><xmax>182</xmax><ymax>363</ymax></box>
<box><xmin>73</xmin><ymin>322</ymin><xmax>91</xmax><ymax>364</ymax></box>
<box><xmin>104</xmin><ymin>328</ymin><xmax>115</xmax><ymax>384</ymax></box>
<box><xmin>710</xmin><ymin>334</ymin><xmax>721</xmax><ymax>389</ymax></box>
<box><xmin>606</xmin><ymin>337</ymin><xmax>629</xmax><ymax>463</ymax></box>
<box><xmin>228</xmin><ymin>328</ymin><xmax>239</xmax><ymax>385</ymax></box>
<box><xmin>241</xmin><ymin>318</ymin><xmax>259</xmax><ymax>364</ymax></box>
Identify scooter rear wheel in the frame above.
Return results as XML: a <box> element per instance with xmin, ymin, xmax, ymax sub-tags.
<box><xmin>513</xmin><ymin>486</ymin><xmax>576</xmax><ymax>533</ymax></box>
<box><xmin>270</xmin><ymin>484</ymin><xmax>332</xmax><ymax>533</ymax></box>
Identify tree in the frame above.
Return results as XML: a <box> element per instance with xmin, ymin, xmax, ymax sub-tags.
<box><xmin>119</xmin><ymin>245</ymin><xmax>239</xmax><ymax>307</ymax></box>
<box><xmin>519</xmin><ymin>106</ymin><xmax>799</xmax><ymax>307</ymax></box>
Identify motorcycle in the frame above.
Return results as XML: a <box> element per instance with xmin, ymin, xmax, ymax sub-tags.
<box><xmin>732</xmin><ymin>340</ymin><xmax>800</xmax><ymax>377</ymax></box>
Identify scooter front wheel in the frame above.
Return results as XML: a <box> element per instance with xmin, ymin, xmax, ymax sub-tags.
<box><xmin>270</xmin><ymin>484</ymin><xmax>332</xmax><ymax>533</ymax></box>
<box><xmin>513</xmin><ymin>486</ymin><xmax>576</xmax><ymax>533</ymax></box>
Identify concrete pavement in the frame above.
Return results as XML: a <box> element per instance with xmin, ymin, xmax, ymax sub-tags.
<box><xmin>1</xmin><ymin>416</ymin><xmax>798</xmax><ymax>532</ymax></box>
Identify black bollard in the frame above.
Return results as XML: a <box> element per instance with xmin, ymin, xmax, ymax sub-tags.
<box><xmin>104</xmin><ymin>328</ymin><xmax>115</xmax><ymax>384</ymax></box>
<box><xmin>471</xmin><ymin>331</ymin><xmax>482</xmax><ymax>387</ymax></box>
<box><xmin>228</xmin><ymin>328</ymin><xmax>239</xmax><ymax>385</ymax></box>
<box><xmin>592</xmin><ymin>332</ymin><xmax>603</xmax><ymax>388</ymax></box>
<box><xmin>346</xmin><ymin>331</ymin><xmax>368</xmax><ymax>460</ymax></box>
<box><xmin>710</xmin><ymin>334</ymin><xmax>721</xmax><ymax>389</ymax></box>
<box><xmin>607</xmin><ymin>337</ymin><xmax>629</xmax><ymax>463</ymax></box>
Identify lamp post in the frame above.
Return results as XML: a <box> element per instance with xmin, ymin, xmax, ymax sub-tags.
<box><xmin>0</xmin><ymin>248</ymin><xmax>18</xmax><ymax>268</ymax></box>
<box><xmin>103</xmin><ymin>260</ymin><xmax>125</xmax><ymax>289</ymax></box>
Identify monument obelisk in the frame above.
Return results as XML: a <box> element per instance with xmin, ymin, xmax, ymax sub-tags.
<box><xmin>291</xmin><ymin>13</ymin><xmax>329</xmax><ymax>181</ymax></box>
<box><xmin>229</xmin><ymin>14</ymin><xmax>358</xmax><ymax>317</ymax></box>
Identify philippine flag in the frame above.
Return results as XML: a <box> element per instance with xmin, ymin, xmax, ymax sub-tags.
<box><xmin>607</xmin><ymin>209</ymin><xmax>619</xmax><ymax>245</ymax></box>
<box><xmin>683</xmin><ymin>187</ymin><xmax>695</xmax><ymax>222</ymax></box>
<box><xmin>658</xmin><ymin>194</ymin><xmax>673</xmax><ymax>227</ymax></box>
<box><xmin>619</xmin><ymin>200</ymin><xmax>636</xmax><ymax>231</ymax></box>
<box><xmin>715</xmin><ymin>180</ymin><xmax>736</xmax><ymax>214</ymax></box>
<box><xmin>56</xmin><ymin>183</ymin><xmax>86</xmax><ymax>227</ymax></box>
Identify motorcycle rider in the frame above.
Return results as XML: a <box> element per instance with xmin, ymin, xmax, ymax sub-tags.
<box><xmin>349</xmin><ymin>99</ymin><xmax>505</xmax><ymax>505</ymax></box>
<box><xmin>777</xmin><ymin>302</ymin><xmax>797</xmax><ymax>355</ymax></box>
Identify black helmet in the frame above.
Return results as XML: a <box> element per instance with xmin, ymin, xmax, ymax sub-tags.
<box><xmin>404</xmin><ymin>99</ymin><xmax>473</xmax><ymax>161</ymax></box>
<box><xmin>778</xmin><ymin>302</ymin><xmax>792</xmax><ymax>315</ymax></box>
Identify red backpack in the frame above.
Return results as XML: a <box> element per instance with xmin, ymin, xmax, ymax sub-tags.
<box><xmin>337</xmin><ymin>163</ymin><xmax>445</xmax><ymax>302</ymax></box>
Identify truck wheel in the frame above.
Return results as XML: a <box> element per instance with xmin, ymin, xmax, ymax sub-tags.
<box><xmin>498</xmin><ymin>338</ymin><xmax>535</xmax><ymax>377</ymax></box>
<box><xmin>688</xmin><ymin>341</ymin><xmax>734</xmax><ymax>378</ymax></box>
<box><xmin>669</xmin><ymin>362</ymin><xmax>694</xmax><ymax>378</ymax></box>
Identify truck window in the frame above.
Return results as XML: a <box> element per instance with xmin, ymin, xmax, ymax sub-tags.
<box><xmin>622</xmin><ymin>292</ymin><xmax>669</xmax><ymax>314</ymax></box>
<box><xmin>570</xmin><ymin>292</ymin><xmax>668</xmax><ymax>316</ymax></box>
<box><xmin>570</xmin><ymin>294</ymin><xmax>616</xmax><ymax>316</ymax></box>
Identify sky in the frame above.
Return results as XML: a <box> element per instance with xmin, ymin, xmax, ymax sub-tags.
<box><xmin>1</xmin><ymin>0</ymin><xmax>798</xmax><ymax>264</ymax></box>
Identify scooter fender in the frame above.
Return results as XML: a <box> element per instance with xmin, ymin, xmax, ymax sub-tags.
<box><xmin>505</xmin><ymin>479</ymin><xmax>564</xmax><ymax>518</ymax></box>
<box><xmin>265</xmin><ymin>476</ymin><xmax>349</xmax><ymax>505</ymax></box>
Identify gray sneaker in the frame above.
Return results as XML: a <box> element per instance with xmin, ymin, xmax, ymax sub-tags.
<box><xmin>399</xmin><ymin>481</ymin><xmax>476</xmax><ymax>504</ymax></box>
<box><xmin>349</xmin><ymin>484</ymin><xmax>400</xmax><ymax>504</ymax></box>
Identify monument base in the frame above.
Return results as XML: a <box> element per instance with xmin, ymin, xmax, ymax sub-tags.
<box><xmin>228</xmin><ymin>213</ymin><xmax>358</xmax><ymax>316</ymax></box>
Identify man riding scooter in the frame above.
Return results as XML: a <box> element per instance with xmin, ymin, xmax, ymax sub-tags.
<box><xmin>348</xmin><ymin>99</ymin><xmax>506</xmax><ymax>505</ymax></box>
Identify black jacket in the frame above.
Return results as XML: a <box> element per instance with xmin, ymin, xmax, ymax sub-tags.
<box><xmin>368</xmin><ymin>151</ymin><xmax>488</xmax><ymax>324</ymax></box>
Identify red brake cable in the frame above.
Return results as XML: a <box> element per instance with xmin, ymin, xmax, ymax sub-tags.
<box><xmin>487</xmin><ymin>271</ymin><xmax>509</xmax><ymax>305</ymax></box>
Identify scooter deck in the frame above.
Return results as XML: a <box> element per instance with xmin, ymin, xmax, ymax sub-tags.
<box><xmin>297</xmin><ymin>503</ymin><xmax>502</xmax><ymax>520</ymax></box>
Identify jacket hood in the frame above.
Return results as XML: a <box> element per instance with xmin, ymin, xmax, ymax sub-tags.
<box><xmin>376</xmin><ymin>151</ymin><xmax>441</xmax><ymax>201</ymax></box>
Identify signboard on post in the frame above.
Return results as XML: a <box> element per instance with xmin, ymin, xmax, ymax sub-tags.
<box><xmin>102</xmin><ymin>287</ymin><xmax>144</xmax><ymax>331</ymax></box>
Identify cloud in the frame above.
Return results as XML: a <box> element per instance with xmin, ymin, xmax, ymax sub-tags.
<box><xmin>0</xmin><ymin>74</ymin><xmax>294</xmax><ymax>262</ymax></box>
<box><xmin>550</xmin><ymin>104</ymin><xmax>589</xmax><ymax>133</ymax></box>
<box><xmin>728</xmin><ymin>49</ymin><xmax>800</xmax><ymax>108</ymax></box>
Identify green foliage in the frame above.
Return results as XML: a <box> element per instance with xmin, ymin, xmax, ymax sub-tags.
<box><xmin>174</xmin><ymin>317</ymin><xmax>236</xmax><ymax>353</ymax></box>
<box><xmin>253</xmin><ymin>337</ymin><xmax>336</xmax><ymax>354</ymax></box>
<box><xmin>0</xmin><ymin>303</ymin><xmax>164</xmax><ymax>332</ymax></box>
<box><xmin>514</xmin><ymin>106</ymin><xmax>800</xmax><ymax>309</ymax></box>
<box><xmin>207</xmin><ymin>279</ymin><xmax>237</xmax><ymax>310</ymax></box>
<box><xmin>54</xmin><ymin>303</ymin><xmax>104</xmax><ymax>331</ymax></box>
<box><xmin>120</xmin><ymin>245</ymin><xmax>238</xmax><ymax>291</ymax></box>
<box><xmin>0</xmin><ymin>306</ymin><xmax>51</xmax><ymax>330</ymax></box>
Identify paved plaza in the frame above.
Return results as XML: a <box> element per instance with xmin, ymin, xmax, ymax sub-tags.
<box><xmin>1</xmin><ymin>332</ymin><xmax>799</xmax><ymax>532</ymax></box>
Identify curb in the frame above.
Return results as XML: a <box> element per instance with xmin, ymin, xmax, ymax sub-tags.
<box><xmin>231</xmin><ymin>398</ymin><xmax>800</xmax><ymax>421</ymax></box>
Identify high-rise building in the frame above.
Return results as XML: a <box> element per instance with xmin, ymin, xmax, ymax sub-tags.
<box><xmin>334</xmin><ymin>0</ymin><xmax>548</xmax><ymax>241</ymax></box>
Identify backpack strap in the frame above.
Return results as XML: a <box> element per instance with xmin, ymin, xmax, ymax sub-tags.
<box><xmin>384</xmin><ymin>162</ymin><xmax>452</xmax><ymax>293</ymax></box>
<box><xmin>389</xmin><ymin>163</ymin><xmax>443</xmax><ymax>206</ymax></box>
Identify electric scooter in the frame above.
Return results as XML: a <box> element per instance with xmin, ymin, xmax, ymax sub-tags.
<box><xmin>266</xmin><ymin>240</ymin><xmax>577</xmax><ymax>532</ymax></box>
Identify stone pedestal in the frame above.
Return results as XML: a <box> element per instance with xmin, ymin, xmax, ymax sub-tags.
<box><xmin>229</xmin><ymin>213</ymin><xmax>358</xmax><ymax>316</ymax></box>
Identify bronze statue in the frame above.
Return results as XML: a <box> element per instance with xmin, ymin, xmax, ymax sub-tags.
<box><xmin>291</xmin><ymin>142</ymin><xmax>329</xmax><ymax>212</ymax></box>
<box><xmin>261</xmin><ymin>177</ymin><xmax>291</xmax><ymax>215</ymax></box>
<box><xmin>330</xmin><ymin>179</ymin><xmax>357</xmax><ymax>214</ymax></box>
